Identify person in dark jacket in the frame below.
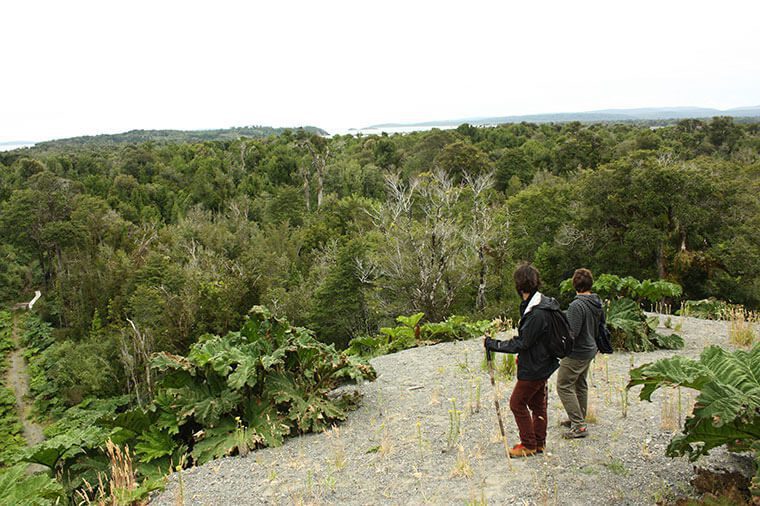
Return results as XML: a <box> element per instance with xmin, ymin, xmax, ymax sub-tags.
<box><xmin>484</xmin><ymin>263</ymin><xmax>559</xmax><ymax>457</ymax></box>
<box><xmin>557</xmin><ymin>268</ymin><xmax>604</xmax><ymax>438</ymax></box>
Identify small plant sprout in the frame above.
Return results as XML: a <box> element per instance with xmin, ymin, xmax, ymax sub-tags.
<box><xmin>379</xmin><ymin>424</ymin><xmax>393</xmax><ymax>457</ymax></box>
<box><xmin>629</xmin><ymin>354</ymin><xmax>635</xmax><ymax>371</ymax></box>
<box><xmin>176</xmin><ymin>454</ymin><xmax>187</xmax><ymax>506</ymax></box>
<box><xmin>321</xmin><ymin>470</ymin><xmax>337</xmax><ymax>492</ymax></box>
<box><xmin>468</xmin><ymin>376</ymin><xmax>483</xmax><ymax>414</ymax></box>
<box><xmin>496</xmin><ymin>354</ymin><xmax>516</xmax><ymax>381</ymax></box>
<box><xmin>664</xmin><ymin>316</ymin><xmax>672</xmax><ymax>329</ymax></box>
<box><xmin>448</xmin><ymin>398</ymin><xmax>462</xmax><ymax>449</ymax></box>
<box><xmin>604</xmin><ymin>457</ymin><xmax>628</xmax><ymax>476</ymax></box>
<box><xmin>641</xmin><ymin>438</ymin><xmax>651</xmax><ymax>458</ymax></box>
<box><xmin>619</xmin><ymin>381</ymin><xmax>629</xmax><ymax>418</ymax></box>
<box><xmin>605</xmin><ymin>355</ymin><xmax>610</xmax><ymax>383</ymax></box>
<box><xmin>466</xmin><ymin>486</ymin><xmax>487</xmax><ymax>506</ymax></box>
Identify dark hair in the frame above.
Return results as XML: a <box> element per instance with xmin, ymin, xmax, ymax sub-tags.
<box><xmin>513</xmin><ymin>262</ymin><xmax>541</xmax><ymax>295</ymax></box>
<box><xmin>572</xmin><ymin>268</ymin><xmax>594</xmax><ymax>292</ymax></box>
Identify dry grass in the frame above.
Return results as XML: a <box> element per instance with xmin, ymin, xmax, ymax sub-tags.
<box><xmin>660</xmin><ymin>388</ymin><xmax>680</xmax><ymax>432</ymax></box>
<box><xmin>729</xmin><ymin>307</ymin><xmax>757</xmax><ymax>347</ymax></box>
<box><xmin>76</xmin><ymin>439</ymin><xmax>142</xmax><ymax>505</ymax></box>
<box><xmin>450</xmin><ymin>446</ymin><xmax>474</xmax><ymax>478</ymax></box>
<box><xmin>585</xmin><ymin>400</ymin><xmax>598</xmax><ymax>424</ymax></box>
<box><xmin>326</xmin><ymin>426</ymin><xmax>346</xmax><ymax>470</ymax></box>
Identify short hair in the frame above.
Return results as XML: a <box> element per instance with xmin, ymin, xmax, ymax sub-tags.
<box><xmin>513</xmin><ymin>263</ymin><xmax>541</xmax><ymax>294</ymax></box>
<box><xmin>572</xmin><ymin>268</ymin><xmax>594</xmax><ymax>292</ymax></box>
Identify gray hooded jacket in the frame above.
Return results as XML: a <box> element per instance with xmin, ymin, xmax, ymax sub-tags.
<box><xmin>566</xmin><ymin>294</ymin><xmax>604</xmax><ymax>360</ymax></box>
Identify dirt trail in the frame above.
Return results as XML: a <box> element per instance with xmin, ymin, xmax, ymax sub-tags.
<box><xmin>6</xmin><ymin>313</ymin><xmax>45</xmax><ymax>446</ymax></box>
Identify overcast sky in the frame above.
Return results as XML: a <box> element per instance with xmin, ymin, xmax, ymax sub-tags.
<box><xmin>1</xmin><ymin>0</ymin><xmax>759</xmax><ymax>142</ymax></box>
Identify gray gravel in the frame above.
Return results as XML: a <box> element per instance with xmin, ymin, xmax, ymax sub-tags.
<box><xmin>151</xmin><ymin>315</ymin><xmax>749</xmax><ymax>505</ymax></box>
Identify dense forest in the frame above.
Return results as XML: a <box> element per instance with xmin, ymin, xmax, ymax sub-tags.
<box><xmin>0</xmin><ymin>117</ymin><xmax>759</xmax><ymax>501</ymax></box>
<box><xmin>1</xmin><ymin>118</ymin><xmax>759</xmax><ymax>398</ymax></box>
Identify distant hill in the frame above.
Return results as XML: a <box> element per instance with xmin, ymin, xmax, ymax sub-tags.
<box><xmin>367</xmin><ymin>106</ymin><xmax>760</xmax><ymax>129</ymax></box>
<box><xmin>29</xmin><ymin>125</ymin><xmax>328</xmax><ymax>150</ymax></box>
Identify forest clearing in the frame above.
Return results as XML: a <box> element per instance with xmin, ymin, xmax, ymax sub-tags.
<box><xmin>151</xmin><ymin>315</ymin><xmax>755</xmax><ymax>505</ymax></box>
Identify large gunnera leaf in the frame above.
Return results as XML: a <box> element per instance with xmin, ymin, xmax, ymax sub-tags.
<box><xmin>628</xmin><ymin>344</ymin><xmax>760</xmax><ymax>461</ymax></box>
<box><xmin>0</xmin><ymin>465</ymin><xmax>64</xmax><ymax>505</ymax></box>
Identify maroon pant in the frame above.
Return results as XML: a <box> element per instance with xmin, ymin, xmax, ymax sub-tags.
<box><xmin>509</xmin><ymin>379</ymin><xmax>548</xmax><ymax>450</ymax></box>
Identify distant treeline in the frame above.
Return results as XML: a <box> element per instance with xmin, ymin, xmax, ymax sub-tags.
<box><xmin>29</xmin><ymin>125</ymin><xmax>327</xmax><ymax>151</ymax></box>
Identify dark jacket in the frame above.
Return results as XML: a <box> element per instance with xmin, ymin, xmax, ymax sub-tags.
<box><xmin>485</xmin><ymin>291</ymin><xmax>560</xmax><ymax>381</ymax></box>
<box><xmin>566</xmin><ymin>294</ymin><xmax>604</xmax><ymax>360</ymax></box>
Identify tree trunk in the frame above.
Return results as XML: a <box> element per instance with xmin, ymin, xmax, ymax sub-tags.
<box><xmin>476</xmin><ymin>245</ymin><xmax>487</xmax><ymax>312</ymax></box>
<box><xmin>300</xmin><ymin>165</ymin><xmax>311</xmax><ymax>212</ymax></box>
<box><xmin>657</xmin><ymin>243</ymin><xmax>667</xmax><ymax>279</ymax></box>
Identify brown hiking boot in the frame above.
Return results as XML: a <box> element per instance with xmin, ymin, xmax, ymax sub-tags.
<box><xmin>562</xmin><ymin>426</ymin><xmax>588</xmax><ymax>439</ymax></box>
<box><xmin>508</xmin><ymin>443</ymin><xmax>537</xmax><ymax>458</ymax></box>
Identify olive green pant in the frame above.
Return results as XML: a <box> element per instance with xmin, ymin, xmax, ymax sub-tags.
<box><xmin>556</xmin><ymin>356</ymin><xmax>594</xmax><ymax>429</ymax></box>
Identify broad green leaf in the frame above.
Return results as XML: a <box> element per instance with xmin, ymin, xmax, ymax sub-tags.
<box><xmin>135</xmin><ymin>426</ymin><xmax>177</xmax><ymax>463</ymax></box>
<box><xmin>0</xmin><ymin>465</ymin><xmax>64</xmax><ymax>506</ymax></box>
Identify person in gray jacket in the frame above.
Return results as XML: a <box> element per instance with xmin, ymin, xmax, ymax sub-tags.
<box><xmin>557</xmin><ymin>268</ymin><xmax>604</xmax><ymax>438</ymax></box>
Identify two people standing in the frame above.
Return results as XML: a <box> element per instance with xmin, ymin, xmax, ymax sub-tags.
<box><xmin>484</xmin><ymin>264</ymin><xmax>604</xmax><ymax>457</ymax></box>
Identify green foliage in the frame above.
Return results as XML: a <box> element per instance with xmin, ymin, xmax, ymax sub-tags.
<box><xmin>0</xmin><ymin>311</ymin><xmax>13</xmax><ymax>377</ymax></box>
<box><xmin>1</xmin><ymin>117</ymin><xmax>759</xmax><ymax>501</ymax></box>
<box><xmin>0</xmin><ymin>388</ymin><xmax>25</xmax><ymax>466</ymax></box>
<box><xmin>146</xmin><ymin>306</ymin><xmax>374</xmax><ymax>465</ymax></box>
<box><xmin>606</xmin><ymin>298</ymin><xmax>684</xmax><ymax>352</ymax></box>
<box><xmin>0</xmin><ymin>465</ymin><xmax>64</xmax><ymax>505</ymax></box>
<box><xmin>560</xmin><ymin>273</ymin><xmax>682</xmax><ymax>304</ymax></box>
<box><xmin>13</xmin><ymin>307</ymin><xmax>373</xmax><ymax>502</ymax></box>
<box><xmin>679</xmin><ymin>298</ymin><xmax>734</xmax><ymax>320</ymax></box>
<box><xmin>32</xmin><ymin>126</ymin><xmax>327</xmax><ymax>150</ymax></box>
<box><xmin>0</xmin><ymin>312</ymin><xmax>25</xmax><ymax>467</ymax></box>
<box><xmin>628</xmin><ymin>344</ymin><xmax>760</xmax><ymax>496</ymax></box>
<box><xmin>346</xmin><ymin>313</ymin><xmax>491</xmax><ymax>358</ymax></box>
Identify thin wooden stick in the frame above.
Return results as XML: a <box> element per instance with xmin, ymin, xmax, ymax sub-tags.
<box><xmin>486</xmin><ymin>337</ymin><xmax>513</xmax><ymax>470</ymax></box>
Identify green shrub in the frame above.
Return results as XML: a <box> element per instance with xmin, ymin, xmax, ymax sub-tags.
<box><xmin>628</xmin><ymin>344</ymin><xmax>760</xmax><ymax>497</ymax></box>
<box><xmin>0</xmin><ymin>311</ymin><xmax>13</xmax><ymax>377</ymax></box>
<box><xmin>0</xmin><ymin>388</ymin><xmax>25</xmax><ymax>466</ymax></box>
<box><xmin>560</xmin><ymin>273</ymin><xmax>682</xmax><ymax>304</ymax></box>
<box><xmin>346</xmin><ymin>313</ymin><xmax>492</xmax><ymax>358</ymax></box>
<box><xmin>679</xmin><ymin>298</ymin><xmax>734</xmax><ymax>320</ymax></box>
<box><xmin>607</xmin><ymin>298</ymin><xmax>684</xmax><ymax>352</ymax></box>
<box><xmin>0</xmin><ymin>464</ymin><xmax>64</xmax><ymax>505</ymax></box>
<box><xmin>16</xmin><ymin>306</ymin><xmax>375</xmax><ymax>502</ymax></box>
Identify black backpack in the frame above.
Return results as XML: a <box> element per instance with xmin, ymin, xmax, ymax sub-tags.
<box><xmin>540</xmin><ymin>307</ymin><xmax>574</xmax><ymax>359</ymax></box>
<box><xmin>596</xmin><ymin>311</ymin><xmax>613</xmax><ymax>354</ymax></box>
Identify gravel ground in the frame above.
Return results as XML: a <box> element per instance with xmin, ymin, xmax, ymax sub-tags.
<box><xmin>151</xmin><ymin>315</ymin><xmax>752</xmax><ymax>506</ymax></box>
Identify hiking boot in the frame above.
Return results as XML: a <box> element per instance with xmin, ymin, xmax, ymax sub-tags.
<box><xmin>508</xmin><ymin>444</ymin><xmax>536</xmax><ymax>458</ymax></box>
<box><xmin>560</xmin><ymin>420</ymin><xmax>571</xmax><ymax>428</ymax></box>
<box><xmin>562</xmin><ymin>426</ymin><xmax>588</xmax><ymax>439</ymax></box>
